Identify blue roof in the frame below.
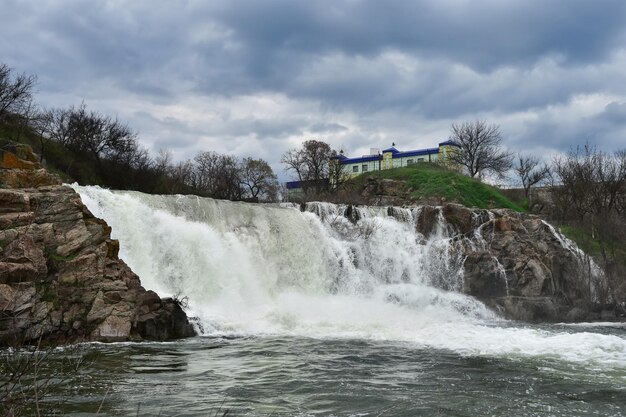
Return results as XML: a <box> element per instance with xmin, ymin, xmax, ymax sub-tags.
<box><xmin>438</xmin><ymin>140</ymin><xmax>460</xmax><ymax>147</ymax></box>
<box><xmin>340</xmin><ymin>155</ymin><xmax>381</xmax><ymax>164</ymax></box>
<box><xmin>285</xmin><ymin>179</ymin><xmax>330</xmax><ymax>189</ymax></box>
<box><xmin>396</xmin><ymin>148</ymin><xmax>439</xmax><ymax>158</ymax></box>
<box><xmin>286</xmin><ymin>181</ymin><xmax>302</xmax><ymax>189</ymax></box>
<box><xmin>382</xmin><ymin>147</ymin><xmax>399</xmax><ymax>153</ymax></box>
<box><xmin>337</xmin><ymin>141</ymin><xmax>454</xmax><ymax>165</ymax></box>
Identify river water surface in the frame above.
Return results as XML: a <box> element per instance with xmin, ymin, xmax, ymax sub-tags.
<box><xmin>41</xmin><ymin>186</ymin><xmax>626</xmax><ymax>416</ymax></box>
<box><xmin>48</xmin><ymin>325</ymin><xmax>626</xmax><ymax>416</ymax></box>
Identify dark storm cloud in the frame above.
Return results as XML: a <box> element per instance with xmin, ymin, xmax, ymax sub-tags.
<box><xmin>1</xmin><ymin>0</ymin><xmax>626</xmax><ymax>167</ymax></box>
<box><xmin>204</xmin><ymin>0</ymin><xmax>626</xmax><ymax>120</ymax></box>
<box><xmin>212</xmin><ymin>0</ymin><xmax>626</xmax><ymax>69</ymax></box>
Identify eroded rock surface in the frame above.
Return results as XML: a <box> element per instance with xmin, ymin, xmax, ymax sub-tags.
<box><xmin>0</xmin><ymin>142</ymin><xmax>195</xmax><ymax>345</ymax></box>
<box><xmin>417</xmin><ymin>203</ymin><xmax>612</xmax><ymax>322</ymax></box>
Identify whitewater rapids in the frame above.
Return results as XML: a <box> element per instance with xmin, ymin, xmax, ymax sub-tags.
<box><xmin>73</xmin><ymin>185</ymin><xmax>626</xmax><ymax>370</ymax></box>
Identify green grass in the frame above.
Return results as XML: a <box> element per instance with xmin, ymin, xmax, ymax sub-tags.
<box><xmin>559</xmin><ymin>224</ymin><xmax>626</xmax><ymax>265</ymax></box>
<box><xmin>358</xmin><ymin>163</ymin><xmax>525</xmax><ymax>211</ymax></box>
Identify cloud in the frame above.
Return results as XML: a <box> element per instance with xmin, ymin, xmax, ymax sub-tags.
<box><xmin>1</xmin><ymin>0</ymin><xmax>626</xmax><ymax>183</ymax></box>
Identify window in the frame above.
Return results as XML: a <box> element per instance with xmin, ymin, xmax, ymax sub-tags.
<box><xmin>353</xmin><ymin>166</ymin><xmax>359</xmax><ymax>173</ymax></box>
<box><xmin>406</xmin><ymin>159</ymin><xmax>414</xmax><ymax>165</ymax></box>
<box><xmin>417</xmin><ymin>158</ymin><xmax>425</xmax><ymax>162</ymax></box>
<box><xmin>362</xmin><ymin>164</ymin><xmax>368</xmax><ymax>172</ymax></box>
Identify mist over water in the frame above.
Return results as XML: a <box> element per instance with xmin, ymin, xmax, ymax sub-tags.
<box><xmin>73</xmin><ymin>185</ymin><xmax>626</xmax><ymax>371</ymax></box>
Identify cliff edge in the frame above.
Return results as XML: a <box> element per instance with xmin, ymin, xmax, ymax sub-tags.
<box><xmin>416</xmin><ymin>203</ymin><xmax>622</xmax><ymax>321</ymax></box>
<box><xmin>0</xmin><ymin>140</ymin><xmax>196</xmax><ymax>345</ymax></box>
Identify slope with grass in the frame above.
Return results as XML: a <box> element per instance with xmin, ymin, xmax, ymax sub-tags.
<box><xmin>338</xmin><ymin>163</ymin><xmax>525</xmax><ymax>211</ymax></box>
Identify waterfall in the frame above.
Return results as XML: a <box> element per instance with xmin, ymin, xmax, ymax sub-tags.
<box><xmin>72</xmin><ymin>185</ymin><xmax>626</xmax><ymax>367</ymax></box>
<box><xmin>74</xmin><ymin>186</ymin><xmax>495</xmax><ymax>333</ymax></box>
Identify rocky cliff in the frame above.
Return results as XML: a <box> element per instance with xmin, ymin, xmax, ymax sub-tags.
<box><xmin>415</xmin><ymin>204</ymin><xmax>619</xmax><ymax>321</ymax></box>
<box><xmin>326</xmin><ymin>174</ymin><xmax>621</xmax><ymax>322</ymax></box>
<box><xmin>303</xmin><ymin>200</ymin><xmax>620</xmax><ymax>322</ymax></box>
<box><xmin>0</xmin><ymin>141</ymin><xmax>195</xmax><ymax>345</ymax></box>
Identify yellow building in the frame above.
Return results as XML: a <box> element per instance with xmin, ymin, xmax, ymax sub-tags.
<box><xmin>334</xmin><ymin>140</ymin><xmax>460</xmax><ymax>178</ymax></box>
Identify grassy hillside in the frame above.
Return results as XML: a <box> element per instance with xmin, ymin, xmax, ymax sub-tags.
<box><xmin>348</xmin><ymin>163</ymin><xmax>525</xmax><ymax>211</ymax></box>
<box><xmin>560</xmin><ymin>224</ymin><xmax>626</xmax><ymax>264</ymax></box>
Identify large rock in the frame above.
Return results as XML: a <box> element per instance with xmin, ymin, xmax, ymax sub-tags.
<box><xmin>406</xmin><ymin>201</ymin><xmax>611</xmax><ymax>322</ymax></box>
<box><xmin>0</xmin><ymin>140</ymin><xmax>61</xmax><ymax>188</ymax></box>
<box><xmin>462</xmin><ymin>252</ymin><xmax>508</xmax><ymax>298</ymax></box>
<box><xmin>0</xmin><ymin>235</ymin><xmax>47</xmax><ymax>283</ymax></box>
<box><xmin>0</xmin><ymin>141</ymin><xmax>195</xmax><ymax>345</ymax></box>
<box><xmin>442</xmin><ymin>203</ymin><xmax>474</xmax><ymax>235</ymax></box>
<box><xmin>458</xmin><ymin>208</ymin><xmax>602</xmax><ymax>321</ymax></box>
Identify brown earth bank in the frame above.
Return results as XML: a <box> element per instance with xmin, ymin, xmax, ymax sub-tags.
<box><xmin>0</xmin><ymin>140</ymin><xmax>195</xmax><ymax>346</ymax></box>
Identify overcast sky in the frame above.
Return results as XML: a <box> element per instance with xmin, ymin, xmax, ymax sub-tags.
<box><xmin>2</xmin><ymin>0</ymin><xmax>626</xmax><ymax>181</ymax></box>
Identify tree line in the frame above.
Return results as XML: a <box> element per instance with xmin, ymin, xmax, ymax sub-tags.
<box><xmin>0</xmin><ymin>64</ymin><xmax>278</xmax><ymax>201</ymax></box>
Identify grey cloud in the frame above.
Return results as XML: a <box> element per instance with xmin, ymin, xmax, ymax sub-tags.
<box><xmin>2</xmin><ymin>0</ymin><xmax>626</xmax><ymax>169</ymax></box>
<box><xmin>212</xmin><ymin>0</ymin><xmax>626</xmax><ymax>70</ymax></box>
<box><xmin>600</xmin><ymin>101</ymin><xmax>626</xmax><ymax>123</ymax></box>
<box><xmin>508</xmin><ymin>104</ymin><xmax>626</xmax><ymax>155</ymax></box>
<box><xmin>308</xmin><ymin>122</ymin><xmax>348</xmax><ymax>133</ymax></box>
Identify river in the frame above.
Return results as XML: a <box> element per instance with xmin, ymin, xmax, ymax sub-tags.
<box><xmin>39</xmin><ymin>186</ymin><xmax>625</xmax><ymax>416</ymax></box>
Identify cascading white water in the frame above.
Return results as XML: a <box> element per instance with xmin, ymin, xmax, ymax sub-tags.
<box><xmin>73</xmin><ymin>185</ymin><xmax>626</xmax><ymax>368</ymax></box>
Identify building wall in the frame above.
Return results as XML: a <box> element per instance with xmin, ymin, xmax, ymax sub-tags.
<box><xmin>342</xmin><ymin>152</ymin><xmax>440</xmax><ymax>176</ymax></box>
<box><xmin>438</xmin><ymin>145</ymin><xmax>460</xmax><ymax>171</ymax></box>
<box><xmin>341</xmin><ymin>159</ymin><xmax>380</xmax><ymax>177</ymax></box>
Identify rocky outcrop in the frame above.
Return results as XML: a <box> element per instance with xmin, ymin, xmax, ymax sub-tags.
<box><xmin>416</xmin><ymin>203</ymin><xmax>615</xmax><ymax>322</ymax></box>
<box><xmin>0</xmin><ymin>142</ymin><xmax>195</xmax><ymax>345</ymax></box>
<box><xmin>306</xmin><ymin>199</ymin><xmax>617</xmax><ymax>322</ymax></box>
<box><xmin>0</xmin><ymin>140</ymin><xmax>63</xmax><ymax>189</ymax></box>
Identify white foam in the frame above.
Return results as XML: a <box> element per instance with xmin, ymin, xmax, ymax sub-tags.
<box><xmin>73</xmin><ymin>185</ymin><xmax>626</xmax><ymax>370</ymax></box>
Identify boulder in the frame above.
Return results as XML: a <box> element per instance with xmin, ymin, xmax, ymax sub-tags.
<box><xmin>416</xmin><ymin>206</ymin><xmax>439</xmax><ymax>237</ymax></box>
<box><xmin>462</xmin><ymin>252</ymin><xmax>509</xmax><ymax>298</ymax></box>
<box><xmin>453</xmin><ymin>207</ymin><xmax>605</xmax><ymax>321</ymax></box>
<box><xmin>442</xmin><ymin>203</ymin><xmax>474</xmax><ymax>235</ymax></box>
<box><xmin>0</xmin><ymin>141</ymin><xmax>195</xmax><ymax>345</ymax></box>
<box><xmin>492</xmin><ymin>297</ymin><xmax>560</xmax><ymax>322</ymax></box>
<box><xmin>0</xmin><ymin>235</ymin><xmax>47</xmax><ymax>283</ymax></box>
<box><xmin>0</xmin><ymin>140</ymin><xmax>61</xmax><ymax>188</ymax></box>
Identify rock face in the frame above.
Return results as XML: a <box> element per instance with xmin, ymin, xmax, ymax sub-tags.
<box><xmin>0</xmin><ymin>142</ymin><xmax>195</xmax><ymax>345</ymax></box>
<box><xmin>416</xmin><ymin>203</ymin><xmax>611</xmax><ymax>322</ymax></box>
<box><xmin>0</xmin><ymin>140</ymin><xmax>63</xmax><ymax>189</ymax></box>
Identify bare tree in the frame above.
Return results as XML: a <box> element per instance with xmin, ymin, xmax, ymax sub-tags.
<box><xmin>29</xmin><ymin>109</ymin><xmax>54</xmax><ymax>163</ymax></box>
<box><xmin>9</xmin><ymin>99</ymin><xmax>38</xmax><ymax>142</ymax></box>
<box><xmin>47</xmin><ymin>104</ymin><xmax>138</xmax><ymax>170</ymax></box>
<box><xmin>281</xmin><ymin>148</ymin><xmax>306</xmax><ymax>183</ymax></box>
<box><xmin>553</xmin><ymin>144</ymin><xmax>604</xmax><ymax>222</ymax></box>
<box><xmin>448</xmin><ymin>121</ymin><xmax>513</xmax><ymax>179</ymax></box>
<box><xmin>0</xmin><ymin>64</ymin><xmax>37</xmax><ymax>121</ymax></box>
<box><xmin>551</xmin><ymin>144</ymin><xmax>626</xmax><ymax>306</ymax></box>
<box><xmin>301</xmin><ymin>139</ymin><xmax>333</xmax><ymax>184</ymax></box>
<box><xmin>281</xmin><ymin>139</ymin><xmax>334</xmax><ymax>195</ymax></box>
<box><xmin>168</xmin><ymin>160</ymin><xmax>194</xmax><ymax>194</ymax></box>
<box><xmin>515</xmin><ymin>154</ymin><xmax>551</xmax><ymax>203</ymax></box>
<box><xmin>192</xmin><ymin>151</ymin><xmax>242</xmax><ymax>200</ymax></box>
<box><xmin>154</xmin><ymin>148</ymin><xmax>173</xmax><ymax>177</ymax></box>
<box><xmin>328</xmin><ymin>150</ymin><xmax>349</xmax><ymax>190</ymax></box>
<box><xmin>240</xmin><ymin>157</ymin><xmax>278</xmax><ymax>201</ymax></box>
